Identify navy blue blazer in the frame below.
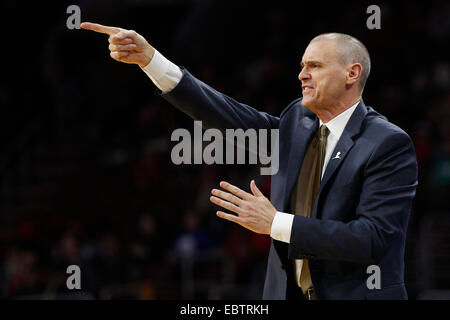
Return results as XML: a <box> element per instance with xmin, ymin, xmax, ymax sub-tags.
<box><xmin>161</xmin><ymin>69</ymin><xmax>418</xmax><ymax>300</ymax></box>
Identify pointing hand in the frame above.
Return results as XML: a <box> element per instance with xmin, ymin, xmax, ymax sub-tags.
<box><xmin>81</xmin><ymin>22</ymin><xmax>155</xmax><ymax>68</ymax></box>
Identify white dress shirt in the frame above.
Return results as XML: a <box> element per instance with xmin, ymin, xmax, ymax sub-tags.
<box><xmin>270</xmin><ymin>102</ymin><xmax>358</xmax><ymax>243</ymax></box>
<box><xmin>141</xmin><ymin>49</ymin><xmax>182</xmax><ymax>93</ymax></box>
<box><xmin>140</xmin><ymin>51</ymin><xmax>359</xmax><ymax>243</ymax></box>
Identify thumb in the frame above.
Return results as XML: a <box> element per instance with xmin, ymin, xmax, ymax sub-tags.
<box><xmin>250</xmin><ymin>180</ymin><xmax>263</xmax><ymax>197</ymax></box>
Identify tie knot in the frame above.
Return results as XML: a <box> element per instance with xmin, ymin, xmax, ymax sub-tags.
<box><xmin>319</xmin><ymin>125</ymin><xmax>329</xmax><ymax>138</ymax></box>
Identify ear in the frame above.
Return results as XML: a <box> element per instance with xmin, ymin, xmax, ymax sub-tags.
<box><xmin>346</xmin><ymin>63</ymin><xmax>362</xmax><ymax>87</ymax></box>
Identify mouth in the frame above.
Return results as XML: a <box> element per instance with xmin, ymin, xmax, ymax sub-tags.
<box><xmin>302</xmin><ymin>86</ymin><xmax>314</xmax><ymax>94</ymax></box>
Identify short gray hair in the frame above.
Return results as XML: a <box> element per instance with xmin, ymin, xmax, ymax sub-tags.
<box><xmin>310</xmin><ymin>33</ymin><xmax>371</xmax><ymax>92</ymax></box>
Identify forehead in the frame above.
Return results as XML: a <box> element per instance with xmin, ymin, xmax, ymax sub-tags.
<box><xmin>301</xmin><ymin>40</ymin><xmax>339</xmax><ymax>63</ymax></box>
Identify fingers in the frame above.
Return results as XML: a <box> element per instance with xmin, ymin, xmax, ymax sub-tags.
<box><xmin>250</xmin><ymin>180</ymin><xmax>263</xmax><ymax>197</ymax></box>
<box><xmin>216</xmin><ymin>211</ymin><xmax>243</xmax><ymax>225</ymax></box>
<box><xmin>211</xmin><ymin>188</ymin><xmax>243</xmax><ymax>207</ymax></box>
<box><xmin>109</xmin><ymin>43</ymin><xmax>136</xmax><ymax>52</ymax></box>
<box><xmin>110</xmin><ymin>51</ymin><xmax>129</xmax><ymax>59</ymax></box>
<box><xmin>210</xmin><ymin>196</ymin><xmax>242</xmax><ymax>215</ymax></box>
<box><xmin>219</xmin><ymin>181</ymin><xmax>252</xmax><ymax>200</ymax></box>
<box><xmin>80</xmin><ymin>22</ymin><xmax>121</xmax><ymax>35</ymax></box>
<box><xmin>82</xmin><ymin>23</ymin><xmax>150</xmax><ymax>66</ymax></box>
<box><xmin>108</xmin><ymin>36</ymin><xmax>133</xmax><ymax>45</ymax></box>
<box><xmin>110</xmin><ymin>30</ymin><xmax>138</xmax><ymax>43</ymax></box>
<box><xmin>108</xmin><ymin>39</ymin><xmax>138</xmax><ymax>63</ymax></box>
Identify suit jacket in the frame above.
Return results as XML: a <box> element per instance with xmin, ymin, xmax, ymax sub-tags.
<box><xmin>160</xmin><ymin>69</ymin><xmax>418</xmax><ymax>300</ymax></box>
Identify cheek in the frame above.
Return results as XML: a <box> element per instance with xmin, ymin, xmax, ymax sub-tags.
<box><xmin>314</xmin><ymin>73</ymin><xmax>328</xmax><ymax>89</ymax></box>
<box><xmin>315</xmin><ymin>77</ymin><xmax>338</xmax><ymax>100</ymax></box>
<box><xmin>322</xmin><ymin>74</ymin><xmax>342</xmax><ymax>91</ymax></box>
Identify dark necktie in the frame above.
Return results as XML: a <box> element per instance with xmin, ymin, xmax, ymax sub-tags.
<box><xmin>290</xmin><ymin>124</ymin><xmax>329</xmax><ymax>293</ymax></box>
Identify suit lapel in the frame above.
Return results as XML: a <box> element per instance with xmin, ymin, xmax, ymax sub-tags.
<box><xmin>283</xmin><ymin>111</ymin><xmax>319</xmax><ymax>211</ymax></box>
<box><xmin>312</xmin><ymin>100</ymin><xmax>369</xmax><ymax>219</ymax></box>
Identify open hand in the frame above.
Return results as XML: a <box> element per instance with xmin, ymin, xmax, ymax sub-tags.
<box><xmin>210</xmin><ymin>180</ymin><xmax>276</xmax><ymax>235</ymax></box>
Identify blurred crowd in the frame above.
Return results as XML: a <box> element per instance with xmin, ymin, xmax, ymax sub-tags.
<box><xmin>1</xmin><ymin>1</ymin><xmax>449</xmax><ymax>299</ymax></box>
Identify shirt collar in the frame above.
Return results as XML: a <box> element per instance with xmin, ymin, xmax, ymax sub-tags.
<box><xmin>319</xmin><ymin>101</ymin><xmax>360</xmax><ymax>139</ymax></box>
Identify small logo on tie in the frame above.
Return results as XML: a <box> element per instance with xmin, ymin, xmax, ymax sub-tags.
<box><xmin>333</xmin><ymin>151</ymin><xmax>341</xmax><ymax>160</ymax></box>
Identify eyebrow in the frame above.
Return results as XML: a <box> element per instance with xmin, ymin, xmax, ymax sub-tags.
<box><xmin>300</xmin><ymin>60</ymin><xmax>324</xmax><ymax>68</ymax></box>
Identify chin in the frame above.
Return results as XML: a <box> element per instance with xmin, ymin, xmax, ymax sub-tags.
<box><xmin>301</xmin><ymin>97</ymin><xmax>313</xmax><ymax>108</ymax></box>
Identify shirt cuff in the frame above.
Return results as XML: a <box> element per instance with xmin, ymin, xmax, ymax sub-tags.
<box><xmin>270</xmin><ymin>211</ymin><xmax>294</xmax><ymax>243</ymax></box>
<box><xmin>140</xmin><ymin>49</ymin><xmax>183</xmax><ymax>93</ymax></box>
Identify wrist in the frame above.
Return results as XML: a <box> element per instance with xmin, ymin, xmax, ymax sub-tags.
<box><xmin>139</xmin><ymin>47</ymin><xmax>155</xmax><ymax>68</ymax></box>
<box><xmin>269</xmin><ymin>209</ymin><xmax>276</xmax><ymax>234</ymax></box>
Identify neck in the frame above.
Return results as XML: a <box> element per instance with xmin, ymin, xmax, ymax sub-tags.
<box><xmin>315</xmin><ymin>96</ymin><xmax>361</xmax><ymax>123</ymax></box>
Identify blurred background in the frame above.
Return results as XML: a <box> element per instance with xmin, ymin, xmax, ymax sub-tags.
<box><xmin>0</xmin><ymin>0</ymin><xmax>449</xmax><ymax>300</ymax></box>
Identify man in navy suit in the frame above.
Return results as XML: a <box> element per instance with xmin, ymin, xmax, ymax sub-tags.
<box><xmin>82</xmin><ymin>23</ymin><xmax>418</xmax><ymax>300</ymax></box>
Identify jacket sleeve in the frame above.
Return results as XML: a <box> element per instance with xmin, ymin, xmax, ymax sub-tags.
<box><xmin>159</xmin><ymin>68</ymin><xmax>280</xmax><ymax>131</ymax></box>
<box><xmin>288</xmin><ymin>131</ymin><xmax>418</xmax><ymax>264</ymax></box>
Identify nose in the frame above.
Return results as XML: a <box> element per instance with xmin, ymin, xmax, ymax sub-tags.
<box><xmin>298</xmin><ymin>67</ymin><xmax>310</xmax><ymax>82</ymax></box>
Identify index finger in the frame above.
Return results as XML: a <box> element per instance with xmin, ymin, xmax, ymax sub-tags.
<box><xmin>219</xmin><ymin>181</ymin><xmax>252</xmax><ymax>200</ymax></box>
<box><xmin>80</xmin><ymin>22</ymin><xmax>121</xmax><ymax>35</ymax></box>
